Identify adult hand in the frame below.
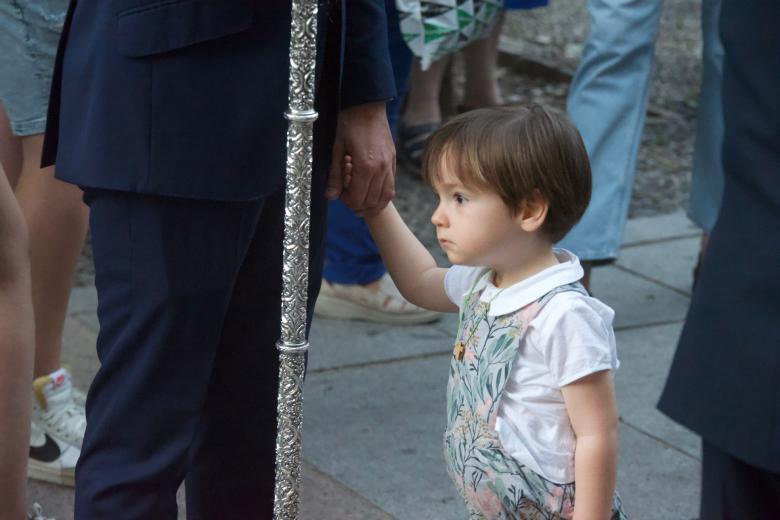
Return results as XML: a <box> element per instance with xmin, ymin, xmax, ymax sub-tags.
<box><xmin>327</xmin><ymin>102</ymin><xmax>396</xmax><ymax>214</ymax></box>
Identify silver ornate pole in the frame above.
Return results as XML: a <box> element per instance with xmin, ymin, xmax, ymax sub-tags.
<box><xmin>274</xmin><ymin>0</ymin><xmax>319</xmax><ymax>518</ymax></box>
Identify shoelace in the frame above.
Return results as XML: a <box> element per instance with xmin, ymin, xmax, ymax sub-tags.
<box><xmin>42</xmin><ymin>399</ymin><xmax>86</xmax><ymax>444</ymax></box>
<box><xmin>28</xmin><ymin>502</ymin><xmax>55</xmax><ymax>520</ymax></box>
<box><xmin>71</xmin><ymin>386</ymin><xmax>87</xmax><ymax>407</ymax></box>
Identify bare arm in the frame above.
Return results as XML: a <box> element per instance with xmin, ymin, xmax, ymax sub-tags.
<box><xmin>364</xmin><ymin>203</ymin><xmax>457</xmax><ymax>313</ymax></box>
<box><xmin>561</xmin><ymin>370</ymin><xmax>618</xmax><ymax>520</ymax></box>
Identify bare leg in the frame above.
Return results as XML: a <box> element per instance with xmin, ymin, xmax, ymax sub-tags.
<box><xmin>14</xmin><ymin>134</ymin><xmax>88</xmax><ymax>377</ymax></box>
<box><xmin>0</xmin><ymin>104</ymin><xmax>23</xmax><ymax>188</ymax></box>
<box><xmin>401</xmin><ymin>56</ymin><xmax>451</xmax><ymax>126</ymax></box>
<box><xmin>461</xmin><ymin>13</ymin><xmax>505</xmax><ymax>109</ymax></box>
<box><xmin>0</xmin><ymin>168</ymin><xmax>34</xmax><ymax>520</ymax></box>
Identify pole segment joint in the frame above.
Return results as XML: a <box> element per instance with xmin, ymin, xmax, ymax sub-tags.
<box><xmin>285</xmin><ymin>110</ymin><xmax>319</xmax><ymax>123</ymax></box>
<box><xmin>276</xmin><ymin>340</ymin><xmax>310</xmax><ymax>355</ymax></box>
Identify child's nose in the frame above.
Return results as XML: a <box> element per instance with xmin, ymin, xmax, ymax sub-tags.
<box><xmin>431</xmin><ymin>204</ymin><xmax>447</xmax><ymax>227</ymax></box>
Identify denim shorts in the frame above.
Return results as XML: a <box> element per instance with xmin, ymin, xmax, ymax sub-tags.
<box><xmin>0</xmin><ymin>0</ymin><xmax>68</xmax><ymax>136</ymax></box>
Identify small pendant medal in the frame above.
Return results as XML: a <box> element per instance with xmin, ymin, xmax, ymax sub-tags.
<box><xmin>453</xmin><ymin>341</ymin><xmax>466</xmax><ymax>361</ymax></box>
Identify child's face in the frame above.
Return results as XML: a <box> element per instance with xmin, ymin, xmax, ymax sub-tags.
<box><xmin>430</xmin><ymin>165</ymin><xmax>526</xmax><ymax>269</ymax></box>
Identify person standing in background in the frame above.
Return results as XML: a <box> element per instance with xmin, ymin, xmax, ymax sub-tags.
<box><xmin>658</xmin><ymin>0</ymin><xmax>780</xmax><ymax>517</ymax></box>
<box><xmin>559</xmin><ymin>0</ymin><xmax>724</xmax><ymax>290</ymax></box>
<box><xmin>0</xmin><ymin>145</ymin><xmax>35</xmax><ymax>520</ymax></box>
<box><xmin>0</xmin><ymin>0</ymin><xmax>88</xmax><ymax>487</ymax></box>
<box><xmin>398</xmin><ymin>0</ymin><xmax>548</xmax><ymax>170</ymax></box>
<box><xmin>0</xmin><ymin>163</ymin><xmax>54</xmax><ymax>520</ymax></box>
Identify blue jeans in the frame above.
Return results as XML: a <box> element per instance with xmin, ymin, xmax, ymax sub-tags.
<box><xmin>559</xmin><ymin>0</ymin><xmax>724</xmax><ymax>259</ymax></box>
<box><xmin>323</xmin><ymin>0</ymin><xmax>412</xmax><ymax>284</ymax></box>
<box><xmin>557</xmin><ymin>0</ymin><xmax>664</xmax><ymax>260</ymax></box>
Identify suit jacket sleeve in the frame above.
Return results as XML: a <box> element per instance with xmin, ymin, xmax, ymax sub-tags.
<box><xmin>340</xmin><ymin>0</ymin><xmax>397</xmax><ymax>108</ymax></box>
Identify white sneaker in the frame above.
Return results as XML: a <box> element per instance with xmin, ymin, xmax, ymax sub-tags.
<box><xmin>29</xmin><ymin>368</ymin><xmax>85</xmax><ymax>486</ymax></box>
<box><xmin>28</xmin><ymin>421</ymin><xmax>79</xmax><ymax>486</ymax></box>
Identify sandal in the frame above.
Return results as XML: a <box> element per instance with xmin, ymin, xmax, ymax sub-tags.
<box><xmin>398</xmin><ymin>122</ymin><xmax>439</xmax><ymax>172</ymax></box>
<box><xmin>314</xmin><ymin>273</ymin><xmax>441</xmax><ymax>325</ymax></box>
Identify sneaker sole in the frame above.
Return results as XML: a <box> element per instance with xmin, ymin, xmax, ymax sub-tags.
<box><xmin>314</xmin><ymin>292</ymin><xmax>442</xmax><ymax>325</ymax></box>
<box><xmin>28</xmin><ymin>460</ymin><xmax>75</xmax><ymax>487</ymax></box>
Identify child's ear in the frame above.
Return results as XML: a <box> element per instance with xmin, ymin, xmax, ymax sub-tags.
<box><xmin>515</xmin><ymin>190</ymin><xmax>549</xmax><ymax>233</ymax></box>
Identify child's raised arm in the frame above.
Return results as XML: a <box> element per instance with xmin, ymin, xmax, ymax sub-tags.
<box><xmin>364</xmin><ymin>203</ymin><xmax>457</xmax><ymax>313</ymax></box>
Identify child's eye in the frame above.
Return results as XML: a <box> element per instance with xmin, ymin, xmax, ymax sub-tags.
<box><xmin>453</xmin><ymin>193</ymin><xmax>466</xmax><ymax>204</ymax></box>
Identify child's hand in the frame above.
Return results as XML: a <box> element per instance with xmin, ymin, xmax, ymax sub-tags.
<box><xmin>342</xmin><ymin>154</ymin><xmax>381</xmax><ymax>218</ymax></box>
<box><xmin>342</xmin><ymin>154</ymin><xmax>360</xmax><ymax>216</ymax></box>
<box><xmin>342</xmin><ymin>154</ymin><xmax>353</xmax><ymax>190</ymax></box>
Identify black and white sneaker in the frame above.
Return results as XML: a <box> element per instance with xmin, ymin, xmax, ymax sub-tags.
<box><xmin>29</xmin><ymin>368</ymin><xmax>84</xmax><ymax>486</ymax></box>
<box><xmin>28</xmin><ymin>421</ymin><xmax>79</xmax><ymax>486</ymax></box>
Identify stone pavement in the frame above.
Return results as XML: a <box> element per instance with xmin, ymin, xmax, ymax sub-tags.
<box><xmin>32</xmin><ymin>212</ymin><xmax>703</xmax><ymax>519</ymax></box>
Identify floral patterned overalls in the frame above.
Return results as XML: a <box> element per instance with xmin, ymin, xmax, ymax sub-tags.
<box><xmin>443</xmin><ymin>271</ymin><xmax>627</xmax><ymax>519</ymax></box>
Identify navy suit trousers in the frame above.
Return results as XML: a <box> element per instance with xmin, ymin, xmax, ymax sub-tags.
<box><xmin>76</xmin><ymin>186</ymin><xmax>326</xmax><ymax>519</ymax></box>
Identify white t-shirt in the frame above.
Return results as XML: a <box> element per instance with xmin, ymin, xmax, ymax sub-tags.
<box><xmin>444</xmin><ymin>249</ymin><xmax>619</xmax><ymax>484</ymax></box>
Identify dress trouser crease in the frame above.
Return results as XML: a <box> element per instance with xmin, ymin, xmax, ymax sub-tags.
<box><xmin>77</xmin><ymin>186</ymin><xmax>325</xmax><ymax>519</ymax></box>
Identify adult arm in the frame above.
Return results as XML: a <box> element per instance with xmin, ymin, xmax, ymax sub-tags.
<box><xmin>327</xmin><ymin>0</ymin><xmax>397</xmax><ymax>213</ymax></box>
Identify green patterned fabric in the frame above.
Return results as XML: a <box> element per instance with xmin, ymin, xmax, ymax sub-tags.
<box><xmin>443</xmin><ymin>276</ymin><xmax>628</xmax><ymax>519</ymax></box>
<box><xmin>395</xmin><ymin>0</ymin><xmax>504</xmax><ymax>69</ymax></box>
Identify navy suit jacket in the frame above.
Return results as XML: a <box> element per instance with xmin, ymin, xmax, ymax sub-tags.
<box><xmin>658</xmin><ymin>0</ymin><xmax>780</xmax><ymax>474</ymax></box>
<box><xmin>42</xmin><ymin>0</ymin><xmax>395</xmax><ymax>200</ymax></box>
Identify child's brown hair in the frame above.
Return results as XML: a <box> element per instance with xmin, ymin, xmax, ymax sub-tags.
<box><xmin>421</xmin><ymin>105</ymin><xmax>591</xmax><ymax>243</ymax></box>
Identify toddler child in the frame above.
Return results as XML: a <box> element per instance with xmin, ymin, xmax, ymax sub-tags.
<box><xmin>344</xmin><ymin>105</ymin><xmax>627</xmax><ymax>519</ymax></box>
